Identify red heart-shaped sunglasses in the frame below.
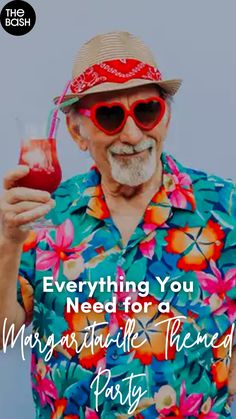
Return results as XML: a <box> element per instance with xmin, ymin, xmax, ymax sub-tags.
<box><xmin>77</xmin><ymin>96</ymin><xmax>166</xmax><ymax>135</ymax></box>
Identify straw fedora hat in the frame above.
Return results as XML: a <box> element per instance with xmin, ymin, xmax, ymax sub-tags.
<box><xmin>54</xmin><ymin>31</ymin><xmax>182</xmax><ymax>112</ymax></box>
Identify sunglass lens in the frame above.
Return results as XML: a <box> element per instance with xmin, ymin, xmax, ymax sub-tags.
<box><xmin>95</xmin><ymin>105</ymin><xmax>125</xmax><ymax>132</ymax></box>
<box><xmin>134</xmin><ymin>100</ymin><xmax>162</xmax><ymax>128</ymax></box>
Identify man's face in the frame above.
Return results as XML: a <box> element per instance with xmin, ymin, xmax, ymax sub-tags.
<box><xmin>69</xmin><ymin>85</ymin><xmax>170</xmax><ymax>187</ymax></box>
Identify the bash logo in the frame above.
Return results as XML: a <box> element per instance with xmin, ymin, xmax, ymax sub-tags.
<box><xmin>0</xmin><ymin>0</ymin><xmax>36</xmax><ymax>36</ymax></box>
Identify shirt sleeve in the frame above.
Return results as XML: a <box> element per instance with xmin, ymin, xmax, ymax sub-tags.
<box><xmin>17</xmin><ymin>230</ymin><xmax>37</xmax><ymax>327</ymax></box>
<box><xmin>225</xmin><ymin>182</ymin><xmax>236</xmax><ymax>327</ymax></box>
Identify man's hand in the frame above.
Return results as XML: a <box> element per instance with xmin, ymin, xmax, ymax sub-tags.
<box><xmin>0</xmin><ymin>165</ymin><xmax>55</xmax><ymax>244</ymax></box>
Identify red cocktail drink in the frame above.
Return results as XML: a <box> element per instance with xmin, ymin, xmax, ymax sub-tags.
<box><xmin>17</xmin><ymin>138</ymin><xmax>62</xmax><ymax>193</ymax></box>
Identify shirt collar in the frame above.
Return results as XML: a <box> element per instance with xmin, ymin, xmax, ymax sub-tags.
<box><xmin>69</xmin><ymin>152</ymin><xmax>196</xmax><ymax>219</ymax></box>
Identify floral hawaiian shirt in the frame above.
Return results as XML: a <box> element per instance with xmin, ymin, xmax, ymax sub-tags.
<box><xmin>16</xmin><ymin>152</ymin><xmax>236</xmax><ymax>419</ymax></box>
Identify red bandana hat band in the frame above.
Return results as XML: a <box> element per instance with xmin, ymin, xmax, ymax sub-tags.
<box><xmin>70</xmin><ymin>58</ymin><xmax>162</xmax><ymax>94</ymax></box>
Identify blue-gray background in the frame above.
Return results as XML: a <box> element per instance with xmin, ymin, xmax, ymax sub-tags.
<box><xmin>0</xmin><ymin>0</ymin><xmax>236</xmax><ymax>417</ymax></box>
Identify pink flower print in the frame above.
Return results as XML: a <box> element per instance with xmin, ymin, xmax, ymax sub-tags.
<box><xmin>196</xmin><ymin>259</ymin><xmax>236</xmax><ymax>321</ymax></box>
<box><xmin>31</xmin><ymin>355</ymin><xmax>57</xmax><ymax>410</ymax></box>
<box><xmin>85</xmin><ymin>407</ymin><xmax>99</xmax><ymax>418</ymax></box>
<box><xmin>139</xmin><ymin>234</ymin><xmax>156</xmax><ymax>259</ymax></box>
<box><xmin>143</xmin><ymin>223</ymin><xmax>158</xmax><ymax>234</ymax></box>
<box><xmin>166</xmin><ymin>155</ymin><xmax>184</xmax><ymax>176</ymax></box>
<box><xmin>165</xmin><ymin>155</ymin><xmax>194</xmax><ymax>209</ymax></box>
<box><xmin>33</xmin><ymin>377</ymin><xmax>58</xmax><ymax>410</ymax></box>
<box><xmin>164</xmin><ymin>171</ymin><xmax>192</xmax><ymax>207</ymax></box>
<box><xmin>36</xmin><ymin>228</ymin><xmax>48</xmax><ymax>243</ymax></box>
<box><xmin>36</xmin><ymin>219</ymin><xmax>85</xmax><ymax>279</ymax></box>
<box><xmin>143</xmin><ymin>222</ymin><xmax>168</xmax><ymax>232</ymax></box>
<box><xmin>179</xmin><ymin>381</ymin><xmax>203</xmax><ymax>416</ymax></box>
<box><xmin>156</xmin><ymin>381</ymin><xmax>203</xmax><ymax>417</ymax></box>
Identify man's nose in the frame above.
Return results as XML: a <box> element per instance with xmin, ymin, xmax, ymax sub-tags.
<box><xmin>119</xmin><ymin>116</ymin><xmax>143</xmax><ymax>144</ymax></box>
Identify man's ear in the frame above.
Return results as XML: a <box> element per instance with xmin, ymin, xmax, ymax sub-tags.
<box><xmin>66</xmin><ymin>115</ymin><xmax>88</xmax><ymax>151</ymax></box>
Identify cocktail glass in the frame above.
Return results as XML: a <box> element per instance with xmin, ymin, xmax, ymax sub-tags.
<box><xmin>16</xmin><ymin>120</ymin><xmax>62</xmax><ymax>229</ymax></box>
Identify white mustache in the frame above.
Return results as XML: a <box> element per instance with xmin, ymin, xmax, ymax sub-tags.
<box><xmin>109</xmin><ymin>138</ymin><xmax>156</xmax><ymax>155</ymax></box>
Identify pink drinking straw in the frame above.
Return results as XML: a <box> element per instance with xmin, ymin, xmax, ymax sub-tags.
<box><xmin>48</xmin><ymin>80</ymin><xmax>71</xmax><ymax>138</ymax></box>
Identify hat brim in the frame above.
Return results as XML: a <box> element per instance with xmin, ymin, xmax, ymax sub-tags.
<box><xmin>54</xmin><ymin>78</ymin><xmax>182</xmax><ymax>113</ymax></box>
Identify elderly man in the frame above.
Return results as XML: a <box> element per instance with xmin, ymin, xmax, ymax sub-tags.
<box><xmin>0</xmin><ymin>31</ymin><xmax>236</xmax><ymax>418</ymax></box>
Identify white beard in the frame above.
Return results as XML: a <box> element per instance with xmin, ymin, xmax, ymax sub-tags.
<box><xmin>107</xmin><ymin>138</ymin><xmax>157</xmax><ymax>186</ymax></box>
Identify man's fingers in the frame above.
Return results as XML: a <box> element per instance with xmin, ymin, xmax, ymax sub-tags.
<box><xmin>6</xmin><ymin>204</ymin><xmax>53</xmax><ymax>226</ymax></box>
<box><xmin>3</xmin><ymin>165</ymin><xmax>30</xmax><ymax>190</ymax></box>
<box><xmin>0</xmin><ymin>167</ymin><xmax>56</xmax><ymax>242</ymax></box>
<box><xmin>6</xmin><ymin>187</ymin><xmax>51</xmax><ymax>205</ymax></box>
<box><xmin>3</xmin><ymin>199</ymin><xmax>55</xmax><ymax>214</ymax></box>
